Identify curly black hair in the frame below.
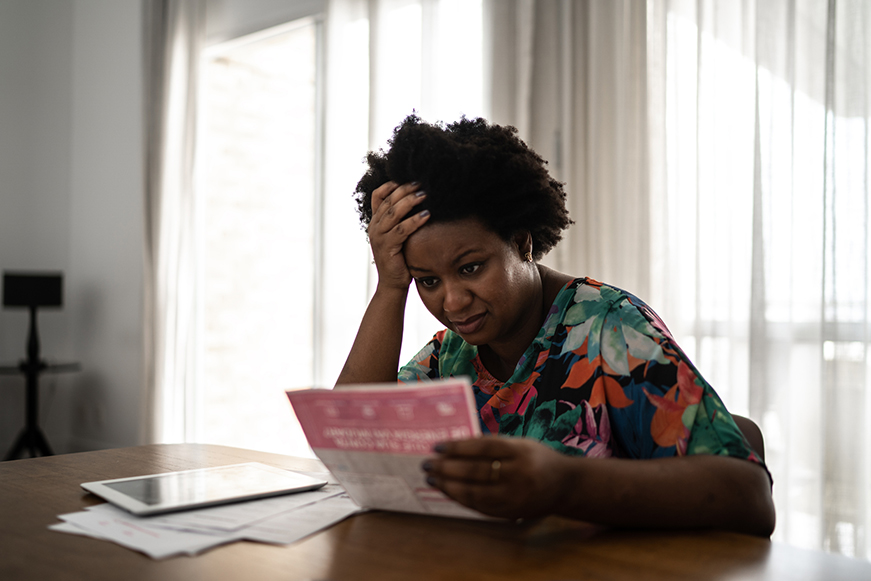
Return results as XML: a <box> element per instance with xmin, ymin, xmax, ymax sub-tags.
<box><xmin>354</xmin><ymin>114</ymin><xmax>573</xmax><ymax>259</ymax></box>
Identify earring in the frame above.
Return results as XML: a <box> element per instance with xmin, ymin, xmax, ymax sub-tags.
<box><xmin>524</xmin><ymin>252</ymin><xmax>533</xmax><ymax>263</ymax></box>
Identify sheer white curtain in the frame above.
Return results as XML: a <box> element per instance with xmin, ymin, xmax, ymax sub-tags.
<box><xmin>141</xmin><ymin>0</ymin><xmax>481</xmax><ymax>444</ymax></box>
<box><xmin>142</xmin><ymin>0</ymin><xmax>206</xmax><ymax>444</ymax></box>
<box><xmin>490</xmin><ymin>0</ymin><xmax>871</xmax><ymax>558</ymax></box>
<box><xmin>320</xmin><ymin>0</ymin><xmax>487</xmax><ymax>384</ymax></box>
<box><xmin>648</xmin><ymin>0</ymin><xmax>871</xmax><ymax>557</ymax></box>
<box><xmin>487</xmin><ymin>0</ymin><xmax>651</xmax><ymax>296</ymax></box>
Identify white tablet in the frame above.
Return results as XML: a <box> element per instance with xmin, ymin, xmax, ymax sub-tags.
<box><xmin>81</xmin><ymin>462</ymin><xmax>327</xmax><ymax>516</ymax></box>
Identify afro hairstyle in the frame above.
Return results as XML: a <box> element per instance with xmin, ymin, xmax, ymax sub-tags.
<box><xmin>353</xmin><ymin>114</ymin><xmax>572</xmax><ymax>259</ymax></box>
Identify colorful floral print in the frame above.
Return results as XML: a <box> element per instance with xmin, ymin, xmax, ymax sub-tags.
<box><xmin>399</xmin><ymin>278</ymin><xmax>765</xmax><ymax>467</ymax></box>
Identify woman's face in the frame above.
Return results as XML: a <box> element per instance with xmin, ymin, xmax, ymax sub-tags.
<box><xmin>403</xmin><ymin>218</ymin><xmax>540</xmax><ymax>349</ymax></box>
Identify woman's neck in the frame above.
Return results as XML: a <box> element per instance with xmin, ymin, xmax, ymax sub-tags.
<box><xmin>478</xmin><ymin>265</ymin><xmax>574</xmax><ymax>382</ymax></box>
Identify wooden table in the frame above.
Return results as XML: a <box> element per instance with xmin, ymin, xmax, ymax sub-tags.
<box><xmin>2</xmin><ymin>444</ymin><xmax>869</xmax><ymax>580</ymax></box>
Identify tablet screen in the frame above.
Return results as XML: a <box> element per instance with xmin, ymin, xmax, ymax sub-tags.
<box><xmin>82</xmin><ymin>463</ymin><xmax>327</xmax><ymax>515</ymax></box>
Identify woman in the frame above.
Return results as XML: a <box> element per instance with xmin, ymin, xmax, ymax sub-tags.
<box><xmin>338</xmin><ymin>114</ymin><xmax>775</xmax><ymax>536</ymax></box>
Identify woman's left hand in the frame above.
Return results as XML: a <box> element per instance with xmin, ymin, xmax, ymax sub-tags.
<box><xmin>422</xmin><ymin>436</ymin><xmax>571</xmax><ymax>520</ymax></box>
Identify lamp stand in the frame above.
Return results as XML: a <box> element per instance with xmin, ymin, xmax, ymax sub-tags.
<box><xmin>4</xmin><ymin>305</ymin><xmax>52</xmax><ymax>460</ymax></box>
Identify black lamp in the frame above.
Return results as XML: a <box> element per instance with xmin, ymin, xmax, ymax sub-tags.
<box><xmin>2</xmin><ymin>271</ymin><xmax>64</xmax><ymax>459</ymax></box>
<box><xmin>3</xmin><ymin>272</ymin><xmax>63</xmax><ymax>364</ymax></box>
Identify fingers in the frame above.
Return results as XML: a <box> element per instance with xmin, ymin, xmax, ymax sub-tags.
<box><xmin>438</xmin><ymin>479</ymin><xmax>514</xmax><ymax>518</ymax></box>
<box><xmin>433</xmin><ymin>435</ymin><xmax>514</xmax><ymax>459</ymax></box>
<box><xmin>422</xmin><ymin>453</ymin><xmax>506</xmax><ymax>516</ymax></box>
<box><xmin>423</xmin><ymin>456</ymin><xmax>522</xmax><ymax>519</ymax></box>
<box><xmin>424</xmin><ymin>436</ymin><xmax>512</xmax><ymax>484</ymax></box>
<box><xmin>422</xmin><ymin>437</ymin><xmax>567</xmax><ymax>519</ymax></box>
<box><xmin>369</xmin><ymin>182</ymin><xmax>427</xmax><ymax>236</ymax></box>
<box><xmin>370</xmin><ymin>181</ymin><xmax>400</xmax><ymax>216</ymax></box>
<box><xmin>425</xmin><ymin>455</ymin><xmax>502</xmax><ymax>484</ymax></box>
<box><xmin>367</xmin><ymin>181</ymin><xmax>430</xmax><ymax>290</ymax></box>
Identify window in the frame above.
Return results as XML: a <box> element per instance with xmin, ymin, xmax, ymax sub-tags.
<box><xmin>191</xmin><ymin>0</ymin><xmax>485</xmax><ymax>459</ymax></box>
<box><xmin>196</xmin><ymin>18</ymin><xmax>321</xmax><ymax>457</ymax></box>
<box><xmin>653</xmin><ymin>2</ymin><xmax>871</xmax><ymax>554</ymax></box>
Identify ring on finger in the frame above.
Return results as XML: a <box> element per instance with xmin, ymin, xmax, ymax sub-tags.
<box><xmin>489</xmin><ymin>460</ymin><xmax>502</xmax><ymax>483</ymax></box>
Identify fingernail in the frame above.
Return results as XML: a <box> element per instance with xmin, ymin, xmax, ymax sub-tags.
<box><xmin>426</xmin><ymin>476</ymin><xmax>436</xmax><ymax>487</ymax></box>
<box><xmin>415</xmin><ymin>190</ymin><xmax>426</xmax><ymax>197</ymax></box>
<box><xmin>421</xmin><ymin>460</ymin><xmax>433</xmax><ymax>471</ymax></box>
<box><xmin>419</xmin><ymin>210</ymin><xmax>430</xmax><ymax>218</ymax></box>
<box><xmin>411</xmin><ymin>181</ymin><xmax>420</xmax><ymax>186</ymax></box>
<box><xmin>433</xmin><ymin>442</ymin><xmax>445</xmax><ymax>453</ymax></box>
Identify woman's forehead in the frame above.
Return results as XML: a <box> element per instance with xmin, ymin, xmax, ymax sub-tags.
<box><xmin>406</xmin><ymin>217</ymin><xmax>494</xmax><ymax>247</ymax></box>
<box><xmin>405</xmin><ymin>218</ymin><xmax>508</xmax><ymax>269</ymax></box>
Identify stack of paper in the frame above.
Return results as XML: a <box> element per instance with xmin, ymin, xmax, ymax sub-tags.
<box><xmin>50</xmin><ymin>475</ymin><xmax>361</xmax><ymax>559</ymax></box>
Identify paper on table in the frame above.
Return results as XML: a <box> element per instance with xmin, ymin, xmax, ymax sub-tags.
<box><xmin>51</xmin><ymin>483</ymin><xmax>362</xmax><ymax>559</ymax></box>
<box><xmin>49</xmin><ymin>521</ymin><xmax>110</xmax><ymax>540</ymax></box>
<box><xmin>57</xmin><ymin>503</ymin><xmax>238</xmax><ymax>559</ymax></box>
<box><xmin>241</xmin><ymin>493</ymin><xmax>360</xmax><ymax>544</ymax></box>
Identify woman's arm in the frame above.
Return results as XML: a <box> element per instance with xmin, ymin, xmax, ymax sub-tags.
<box><xmin>336</xmin><ymin>285</ymin><xmax>411</xmax><ymax>384</ymax></box>
<box><xmin>335</xmin><ymin>181</ymin><xmax>430</xmax><ymax>386</ymax></box>
<box><xmin>423</xmin><ymin>437</ymin><xmax>776</xmax><ymax>537</ymax></box>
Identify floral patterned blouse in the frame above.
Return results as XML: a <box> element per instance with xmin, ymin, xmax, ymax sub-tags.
<box><xmin>399</xmin><ymin>277</ymin><xmax>765</xmax><ymax>466</ymax></box>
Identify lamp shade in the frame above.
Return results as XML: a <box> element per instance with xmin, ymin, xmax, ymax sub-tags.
<box><xmin>2</xmin><ymin>272</ymin><xmax>63</xmax><ymax>308</ymax></box>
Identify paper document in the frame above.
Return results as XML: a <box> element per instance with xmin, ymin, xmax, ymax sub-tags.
<box><xmin>51</xmin><ymin>471</ymin><xmax>361</xmax><ymax>559</ymax></box>
<box><xmin>287</xmin><ymin>378</ymin><xmax>485</xmax><ymax>519</ymax></box>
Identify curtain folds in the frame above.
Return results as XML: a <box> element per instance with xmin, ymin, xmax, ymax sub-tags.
<box><xmin>650</xmin><ymin>0</ymin><xmax>871</xmax><ymax>557</ymax></box>
<box><xmin>321</xmin><ymin>0</ymin><xmax>488</xmax><ymax>376</ymax></box>
<box><xmin>490</xmin><ymin>0</ymin><xmax>871</xmax><ymax>558</ymax></box>
<box><xmin>486</xmin><ymin>0</ymin><xmax>651</xmax><ymax>298</ymax></box>
<box><xmin>142</xmin><ymin>0</ymin><xmax>205</xmax><ymax>445</ymax></box>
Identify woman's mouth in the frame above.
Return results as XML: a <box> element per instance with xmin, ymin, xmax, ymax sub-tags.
<box><xmin>451</xmin><ymin>313</ymin><xmax>486</xmax><ymax>335</ymax></box>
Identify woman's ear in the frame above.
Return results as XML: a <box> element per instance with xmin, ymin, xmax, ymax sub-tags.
<box><xmin>513</xmin><ymin>231</ymin><xmax>533</xmax><ymax>260</ymax></box>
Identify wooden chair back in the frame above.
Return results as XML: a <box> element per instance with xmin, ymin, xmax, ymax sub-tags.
<box><xmin>731</xmin><ymin>414</ymin><xmax>765</xmax><ymax>462</ymax></box>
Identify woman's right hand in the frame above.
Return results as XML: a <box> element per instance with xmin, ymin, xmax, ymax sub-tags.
<box><xmin>368</xmin><ymin>181</ymin><xmax>430</xmax><ymax>290</ymax></box>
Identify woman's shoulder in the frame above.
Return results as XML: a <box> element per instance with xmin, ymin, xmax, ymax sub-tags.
<box><xmin>538</xmin><ymin>267</ymin><xmax>578</xmax><ymax>304</ymax></box>
<box><xmin>539</xmin><ymin>268</ymin><xmax>631</xmax><ymax>297</ymax></box>
<box><xmin>541</xmin><ymin>271</ymin><xmax>622</xmax><ymax>306</ymax></box>
<box><xmin>547</xmin><ymin>276</ymin><xmax>675</xmax><ymax>340</ymax></box>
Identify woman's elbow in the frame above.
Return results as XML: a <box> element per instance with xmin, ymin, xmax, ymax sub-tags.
<box><xmin>735</xmin><ymin>463</ymin><xmax>776</xmax><ymax>538</ymax></box>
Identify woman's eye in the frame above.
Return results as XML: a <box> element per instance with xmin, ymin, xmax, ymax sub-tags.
<box><xmin>460</xmin><ymin>263</ymin><xmax>481</xmax><ymax>275</ymax></box>
<box><xmin>417</xmin><ymin>277</ymin><xmax>438</xmax><ymax>288</ymax></box>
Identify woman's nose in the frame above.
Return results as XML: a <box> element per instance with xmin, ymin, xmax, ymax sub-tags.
<box><xmin>443</xmin><ymin>281</ymin><xmax>472</xmax><ymax>313</ymax></box>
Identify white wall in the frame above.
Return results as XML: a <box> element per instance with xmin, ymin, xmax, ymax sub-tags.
<box><xmin>0</xmin><ymin>0</ymin><xmax>327</xmax><ymax>458</ymax></box>
<box><xmin>0</xmin><ymin>0</ymin><xmax>144</xmax><ymax>456</ymax></box>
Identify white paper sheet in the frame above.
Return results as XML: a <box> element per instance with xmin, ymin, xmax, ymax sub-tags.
<box><xmin>51</xmin><ymin>482</ymin><xmax>362</xmax><ymax>559</ymax></box>
<box><xmin>241</xmin><ymin>493</ymin><xmax>361</xmax><ymax>544</ymax></box>
<box><xmin>57</xmin><ymin>504</ymin><xmax>239</xmax><ymax>559</ymax></box>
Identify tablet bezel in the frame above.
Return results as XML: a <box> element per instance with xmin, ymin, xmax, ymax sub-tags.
<box><xmin>81</xmin><ymin>462</ymin><xmax>327</xmax><ymax>516</ymax></box>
